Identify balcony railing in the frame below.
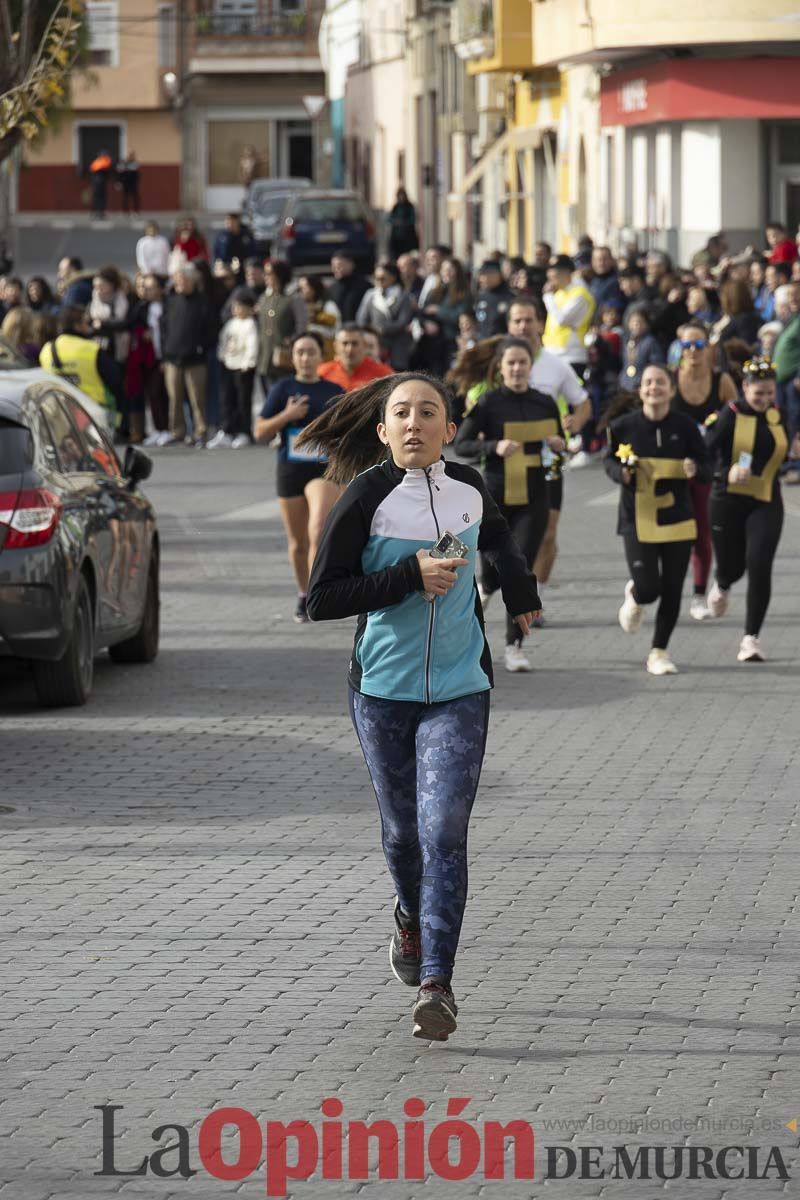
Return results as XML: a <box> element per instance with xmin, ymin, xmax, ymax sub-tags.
<box><xmin>194</xmin><ymin>3</ymin><xmax>319</xmax><ymax>39</ymax></box>
<box><xmin>452</xmin><ymin>0</ymin><xmax>494</xmax><ymax>59</ymax></box>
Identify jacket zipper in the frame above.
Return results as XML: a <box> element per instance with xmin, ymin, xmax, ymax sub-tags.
<box><xmin>423</xmin><ymin>468</ymin><xmax>441</xmax><ymax>703</ymax></box>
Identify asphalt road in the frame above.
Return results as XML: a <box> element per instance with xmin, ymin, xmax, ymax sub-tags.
<box><xmin>1</xmin><ymin>446</ymin><xmax>799</xmax><ymax>1198</ymax></box>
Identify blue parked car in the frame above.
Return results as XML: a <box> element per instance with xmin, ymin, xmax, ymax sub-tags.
<box><xmin>272</xmin><ymin>189</ymin><xmax>376</xmax><ymax>275</ymax></box>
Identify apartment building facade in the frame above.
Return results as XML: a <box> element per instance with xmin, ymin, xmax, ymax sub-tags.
<box><xmin>460</xmin><ymin>0</ymin><xmax>800</xmax><ymax>261</ymax></box>
<box><xmin>19</xmin><ymin>0</ymin><xmax>181</xmax><ymax>212</ymax></box>
<box><xmin>183</xmin><ymin>0</ymin><xmax>326</xmax><ymax>211</ymax></box>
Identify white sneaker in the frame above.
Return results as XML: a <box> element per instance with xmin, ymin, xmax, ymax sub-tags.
<box><xmin>568</xmin><ymin>450</ymin><xmax>591</xmax><ymax>469</ymax></box>
<box><xmin>142</xmin><ymin>431</ymin><xmax>161</xmax><ymax>447</ymax></box>
<box><xmin>737</xmin><ymin>635</ymin><xmax>765</xmax><ymax>663</ymax></box>
<box><xmin>156</xmin><ymin>430</ymin><xmax>173</xmax><ymax>446</ymax></box>
<box><xmin>231</xmin><ymin>433</ymin><xmax>251</xmax><ymax>449</ymax></box>
<box><xmin>477</xmin><ymin>584</ymin><xmax>492</xmax><ymax>610</ymax></box>
<box><xmin>706</xmin><ymin>581</ymin><xmax>729</xmax><ymax>618</ymax></box>
<box><xmin>646</xmin><ymin>648</ymin><xmax>678</xmax><ymax>675</ymax></box>
<box><xmin>618</xmin><ymin>579</ymin><xmax>643</xmax><ymax>634</ymax></box>
<box><xmin>689</xmin><ymin>595</ymin><xmax>710</xmax><ymax>621</ymax></box>
<box><xmin>207</xmin><ymin>430</ymin><xmax>233</xmax><ymax>449</ymax></box>
<box><xmin>504</xmin><ymin>644</ymin><xmax>531</xmax><ymax>673</ymax></box>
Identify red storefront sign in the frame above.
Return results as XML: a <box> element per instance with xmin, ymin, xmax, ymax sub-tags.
<box><xmin>600</xmin><ymin>57</ymin><xmax>800</xmax><ymax>127</ymax></box>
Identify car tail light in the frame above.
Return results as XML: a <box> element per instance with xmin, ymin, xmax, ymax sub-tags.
<box><xmin>281</xmin><ymin>217</ymin><xmax>295</xmax><ymax>242</ymax></box>
<box><xmin>365</xmin><ymin>219</ymin><xmax>375</xmax><ymax>239</ymax></box>
<box><xmin>0</xmin><ymin>488</ymin><xmax>62</xmax><ymax>549</ymax></box>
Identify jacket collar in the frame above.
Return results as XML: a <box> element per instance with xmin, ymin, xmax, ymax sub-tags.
<box><xmin>385</xmin><ymin>455</ymin><xmax>446</xmax><ymax>482</ymax></box>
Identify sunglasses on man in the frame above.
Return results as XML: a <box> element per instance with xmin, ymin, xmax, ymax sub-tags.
<box><xmin>680</xmin><ymin>339</ymin><xmax>708</xmax><ymax>350</ymax></box>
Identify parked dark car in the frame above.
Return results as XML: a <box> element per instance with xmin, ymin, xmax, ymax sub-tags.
<box><xmin>272</xmin><ymin>189</ymin><xmax>376</xmax><ymax>274</ymax></box>
<box><xmin>0</xmin><ymin>375</ymin><xmax>159</xmax><ymax>707</ymax></box>
<box><xmin>245</xmin><ymin>177</ymin><xmax>312</xmax><ymax>256</ymax></box>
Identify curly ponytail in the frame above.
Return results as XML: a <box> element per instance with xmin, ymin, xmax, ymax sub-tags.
<box><xmin>295</xmin><ymin>372</ymin><xmax>453</xmax><ymax>485</ymax></box>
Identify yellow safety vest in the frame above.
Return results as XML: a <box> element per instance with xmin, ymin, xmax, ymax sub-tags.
<box><xmin>40</xmin><ymin>336</ymin><xmax>114</xmax><ymax>411</ymax></box>
<box><xmin>542</xmin><ymin>284</ymin><xmax>595</xmax><ymax>356</ymax></box>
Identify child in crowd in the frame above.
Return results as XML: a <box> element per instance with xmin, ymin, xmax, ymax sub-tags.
<box><xmin>210</xmin><ymin>288</ymin><xmax>259</xmax><ymax>448</ymax></box>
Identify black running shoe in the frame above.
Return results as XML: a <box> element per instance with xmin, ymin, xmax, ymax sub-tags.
<box><xmin>412</xmin><ymin>981</ymin><xmax>458</xmax><ymax>1040</ymax></box>
<box><xmin>293</xmin><ymin>595</ymin><xmax>309</xmax><ymax>624</ymax></box>
<box><xmin>389</xmin><ymin>899</ymin><xmax>421</xmax><ymax>987</ymax></box>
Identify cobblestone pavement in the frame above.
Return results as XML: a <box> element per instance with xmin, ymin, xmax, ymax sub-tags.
<box><xmin>1</xmin><ymin>447</ymin><xmax>799</xmax><ymax>1199</ymax></box>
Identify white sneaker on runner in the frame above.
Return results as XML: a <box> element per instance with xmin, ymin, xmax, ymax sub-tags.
<box><xmin>706</xmin><ymin>581</ymin><xmax>729</xmax><ymax>618</ymax></box>
<box><xmin>568</xmin><ymin>450</ymin><xmax>591</xmax><ymax>469</ymax></box>
<box><xmin>618</xmin><ymin>579</ymin><xmax>643</xmax><ymax>634</ymax></box>
<box><xmin>504</xmin><ymin>644</ymin><xmax>532</xmax><ymax>673</ymax></box>
<box><xmin>646</xmin><ymin>648</ymin><xmax>678</xmax><ymax>675</ymax></box>
<box><xmin>231</xmin><ymin>433</ymin><xmax>251</xmax><ymax>449</ymax></box>
<box><xmin>689</xmin><ymin>595</ymin><xmax>710</xmax><ymax>621</ymax></box>
<box><xmin>737</xmin><ymin>635</ymin><xmax>765</xmax><ymax>663</ymax></box>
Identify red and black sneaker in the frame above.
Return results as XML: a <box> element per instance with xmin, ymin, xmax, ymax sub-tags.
<box><xmin>412</xmin><ymin>980</ymin><xmax>458</xmax><ymax>1040</ymax></box>
<box><xmin>389</xmin><ymin>899</ymin><xmax>421</xmax><ymax>987</ymax></box>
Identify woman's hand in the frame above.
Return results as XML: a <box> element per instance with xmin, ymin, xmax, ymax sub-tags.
<box><xmin>728</xmin><ymin>463</ymin><xmax>751</xmax><ymax>485</ymax></box>
<box><xmin>513</xmin><ymin>611</ymin><xmax>539</xmax><ymax>636</ymax></box>
<box><xmin>415</xmin><ymin>550</ymin><xmax>468</xmax><ymax>597</ymax></box>
<box><xmin>683</xmin><ymin>457</ymin><xmax>697</xmax><ymax>479</ymax></box>
<box><xmin>547</xmin><ymin>436</ymin><xmax>566</xmax><ymax>452</ymax></box>
<box><xmin>283</xmin><ymin>394</ymin><xmax>310</xmax><ymax>422</ymax></box>
<box><xmin>496</xmin><ymin>439</ymin><xmax>521</xmax><ymax>458</ymax></box>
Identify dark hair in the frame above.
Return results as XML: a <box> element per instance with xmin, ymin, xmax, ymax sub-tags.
<box><xmin>331</xmin><ymin>250</ymin><xmax>355</xmax><ymax>264</ymax></box>
<box><xmin>291</xmin><ymin>329</ymin><xmax>325</xmax><ymax>353</ymax></box>
<box><xmin>65</xmin><ymin>256</ymin><xmax>83</xmax><ymax>272</ymax></box>
<box><xmin>299</xmin><ymin>274</ymin><xmax>328</xmax><ymax>304</ymax></box>
<box><xmin>639</xmin><ymin>362</ymin><xmax>675</xmax><ymax>389</ymax></box>
<box><xmin>226</xmin><ymin>212</ymin><xmax>241</xmax><ymax>222</ymax></box>
<box><xmin>720</xmin><ymin>278</ymin><xmax>754</xmax><ymax>317</ymax></box>
<box><xmin>550</xmin><ymin>254</ymin><xmax>575</xmax><ymax>274</ymax></box>
<box><xmin>57</xmin><ymin>305</ymin><xmax>88</xmax><ymax>336</ymax></box>
<box><xmin>768</xmin><ymin>262</ymin><xmax>792</xmax><ymax>282</ymax></box>
<box><xmin>231</xmin><ymin>287</ymin><xmax>257</xmax><ymax>308</ymax></box>
<box><xmin>430</xmin><ymin>256</ymin><xmax>470</xmax><ymax>305</ymax></box>
<box><xmin>265</xmin><ymin>259</ymin><xmax>292</xmax><ymax>290</ymax></box>
<box><xmin>766</xmin><ymin>220</ymin><xmax>786</xmax><ymax>233</ymax></box>
<box><xmin>96</xmin><ymin>265</ymin><xmax>121</xmax><ymax>289</ymax></box>
<box><xmin>497</xmin><ymin>335</ymin><xmax>534</xmax><ymax>361</ymax></box>
<box><xmin>26</xmin><ymin>275</ymin><xmax>54</xmax><ymax>306</ymax></box>
<box><xmin>375</xmin><ymin>260</ymin><xmax>399</xmax><ymax>283</ymax></box>
<box><xmin>295</xmin><ymin>373</ymin><xmax>453</xmax><ymax>484</ymax></box>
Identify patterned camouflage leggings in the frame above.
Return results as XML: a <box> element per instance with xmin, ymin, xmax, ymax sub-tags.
<box><xmin>349</xmin><ymin>688</ymin><xmax>491</xmax><ymax>983</ymax></box>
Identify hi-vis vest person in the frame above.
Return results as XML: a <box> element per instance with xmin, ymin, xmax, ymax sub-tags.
<box><xmin>543</xmin><ymin>271</ymin><xmax>596</xmax><ymax>364</ymax></box>
<box><xmin>40</xmin><ymin>335</ymin><xmax>116</xmax><ymax>414</ymax></box>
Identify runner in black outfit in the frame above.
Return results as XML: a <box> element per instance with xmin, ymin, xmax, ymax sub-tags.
<box><xmin>453</xmin><ymin>337</ymin><xmax>565</xmax><ymax>673</ymax></box>
<box><xmin>605</xmin><ymin>363</ymin><xmax>710</xmax><ymax>675</ymax></box>
<box><xmin>704</xmin><ymin>358</ymin><xmax>789</xmax><ymax>662</ymax></box>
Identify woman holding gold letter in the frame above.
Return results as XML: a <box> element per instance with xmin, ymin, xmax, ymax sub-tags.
<box><xmin>605</xmin><ymin>364</ymin><xmax>710</xmax><ymax>675</ymax></box>
<box><xmin>704</xmin><ymin>358</ymin><xmax>789</xmax><ymax>662</ymax></box>
<box><xmin>454</xmin><ymin>337</ymin><xmax>565</xmax><ymax>673</ymax></box>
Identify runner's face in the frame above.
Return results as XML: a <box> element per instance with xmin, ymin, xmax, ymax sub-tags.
<box><xmin>640</xmin><ymin>366</ymin><xmax>673</xmax><ymax>418</ymax></box>
<box><xmin>743</xmin><ymin>380</ymin><xmax>775</xmax><ymax>412</ymax></box>
<box><xmin>292</xmin><ymin>336</ymin><xmax>321</xmax><ymax>380</ymax></box>
<box><xmin>500</xmin><ymin>347</ymin><xmax>532</xmax><ymax>393</ymax></box>
<box><xmin>377</xmin><ymin>381</ymin><xmax>455</xmax><ymax>470</ymax></box>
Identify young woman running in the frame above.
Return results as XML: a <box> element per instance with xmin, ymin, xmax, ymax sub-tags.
<box><xmin>605</xmin><ymin>363</ymin><xmax>710</xmax><ymax>675</ymax></box>
<box><xmin>672</xmin><ymin>322</ymin><xmax>737</xmax><ymax>620</ymax></box>
<box><xmin>302</xmin><ymin>373</ymin><xmax>540</xmax><ymax>1040</ymax></box>
<box><xmin>704</xmin><ymin>358</ymin><xmax>789</xmax><ymax>662</ymax></box>
<box><xmin>454</xmin><ymin>337</ymin><xmax>564</xmax><ymax>672</ymax></box>
<box><xmin>255</xmin><ymin>332</ymin><xmax>344</xmax><ymax>622</ymax></box>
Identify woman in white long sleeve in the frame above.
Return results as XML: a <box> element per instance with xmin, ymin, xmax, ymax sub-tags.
<box><xmin>356</xmin><ymin>261</ymin><xmax>414</xmax><ymax>370</ymax></box>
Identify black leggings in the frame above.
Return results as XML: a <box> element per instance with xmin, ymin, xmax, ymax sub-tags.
<box><xmin>623</xmin><ymin>535</ymin><xmax>693</xmax><ymax>650</ymax></box>
<box><xmin>481</xmin><ymin>497</ymin><xmax>548</xmax><ymax>645</ymax></box>
<box><xmin>710</xmin><ymin>493</ymin><xmax>784</xmax><ymax>636</ymax></box>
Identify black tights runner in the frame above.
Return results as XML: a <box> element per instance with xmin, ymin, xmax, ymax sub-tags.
<box><xmin>623</xmin><ymin>535</ymin><xmax>692</xmax><ymax>650</ymax></box>
<box><xmin>481</xmin><ymin>498</ymin><xmax>548</xmax><ymax>645</ymax></box>
<box><xmin>710</xmin><ymin>495</ymin><xmax>784</xmax><ymax>636</ymax></box>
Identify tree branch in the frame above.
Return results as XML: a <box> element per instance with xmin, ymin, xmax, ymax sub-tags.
<box><xmin>0</xmin><ymin>0</ymin><xmax>17</xmax><ymax>85</ymax></box>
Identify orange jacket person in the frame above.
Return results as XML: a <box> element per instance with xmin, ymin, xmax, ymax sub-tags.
<box><xmin>89</xmin><ymin>150</ymin><xmax>114</xmax><ymax>220</ymax></box>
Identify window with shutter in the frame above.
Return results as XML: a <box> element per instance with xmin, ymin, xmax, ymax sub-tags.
<box><xmin>86</xmin><ymin>1</ymin><xmax>119</xmax><ymax>67</ymax></box>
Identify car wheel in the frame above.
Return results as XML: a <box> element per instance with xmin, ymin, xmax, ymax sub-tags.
<box><xmin>109</xmin><ymin>554</ymin><xmax>160</xmax><ymax>664</ymax></box>
<box><xmin>32</xmin><ymin>574</ymin><xmax>94</xmax><ymax>708</ymax></box>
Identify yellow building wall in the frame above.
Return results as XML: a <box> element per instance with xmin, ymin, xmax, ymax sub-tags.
<box><xmin>531</xmin><ymin>0</ymin><xmax>800</xmax><ymax>67</ymax></box>
<box><xmin>468</xmin><ymin>0</ymin><xmax>533</xmax><ymax>74</ymax></box>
